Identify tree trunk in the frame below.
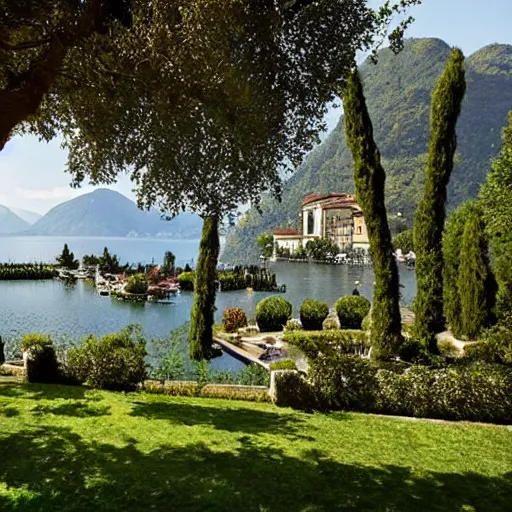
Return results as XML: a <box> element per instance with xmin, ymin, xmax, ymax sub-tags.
<box><xmin>413</xmin><ymin>48</ymin><xmax>466</xmax><ymax>352</ymax></box>
<box><xmin>189</xmin><ymin>216</ymin><xmax>220</xmax><ymax>360</ymax></box>
<box><xmin>343</xmin><ymin>70</ymin><xmax>403</xmax><ymax>360</ymax></box>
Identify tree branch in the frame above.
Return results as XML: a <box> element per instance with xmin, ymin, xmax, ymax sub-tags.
<box><xmin>0</xmin><ymin>38</ymin><xmax>51</xmax><ymax>51</ymax></box>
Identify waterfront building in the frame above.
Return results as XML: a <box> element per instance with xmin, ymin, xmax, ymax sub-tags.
<box><xmin>272</xmin><ymin>193</ymin><xmax>370</xmax><ymax>256</ymax></box>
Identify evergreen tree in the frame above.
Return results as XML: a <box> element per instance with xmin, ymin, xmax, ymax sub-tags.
<box><xmin>457</xmin><ymin>210</ymin><xmax>495</xmax><ymax>340</ymax></box>
<box><xmin>56</xmin><ymin>244</ymin><xmax>79</xmax><ymax>270</ymax></box>
<box><xmin>343</xmin><ymin>70</ymin><xmax>403</xmax><ymax>360</ymax></box>
<box><xmin>162</xmin><ymin>251</ymin><xmax>176</xmax><ymax>276</ymax></box>
<box><xmin>189</xmin><ymin>216</ymin><xmax>220</xmax><ymax>360</ymax></box>
<box><xmin>442</xmin><ymin>201</ymin><xmax>478</xmax><ymax>338</ymax></box>
<box><xmin>413</xmin><ymin>48</ymin><xmax>466</xmax><ymax>351</ymax></box>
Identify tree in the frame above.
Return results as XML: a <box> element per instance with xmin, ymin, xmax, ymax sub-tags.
<box><xmin>56</xmin><ymin>243</ymin><xmax>79</xmax><ymax>270</ymax></box>
<box><xmin>442</xmin><ymin>201</ymin><xmax>478</xmax><ymax>337</ymax></box>
<box><xmin>480</xmin><ymin>111</ymin><xmax>512</xmax><ymax>316</ymax></box>
<box><xmin>161</xmin><ymin>251</ymin><xmax>176</xmax><ymax>276</ymax></box>
<box><xmin>305</xmin><ymin>239</ymin><xmax>339</xmax><ymax>261</ymax></box>
<box><xmin>343</xmin><ymin>70</ymin><xmax>402</xmax><ymax>360</ymax></box>
<box><xmin>413</xmin><ymin>48</ymin><xmax>466</xmax><ymax>351</ymax></box>
<box><xmin>0</xmin><ymin>0</ymin><xmax>133</xmax><ymax>150</ymax></box>
<box><xmin>392</xmin><ymin>229</ymin><xmax>414</xmax><ymax>254</ymax></box>
<box><xmin>257</xmin><ymin>233</ymin><xmax>274</xmax><ymax>259</ymax></box>
<box><xmin>457</xmin><ymin>210</ymin><xmax>495</xmax><ymax>340</ymax></box>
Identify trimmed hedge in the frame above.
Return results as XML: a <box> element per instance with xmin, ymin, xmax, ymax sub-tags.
<box><xmin>26</xmin><ymin>343</ymin><xmax>61</xmax><ymax>384</ymax></box>
<box><xmin>178</xmin><ymin>272</ymin><xmax>195</xmax><ymax>291</ymax></box>
<box><xmin>300</xmin><ymin>298</ymin><xmax>329</xmax><ymax>330</ymax></box>
<box><xmin>282</xmin><ymin>330</ymin><xmax>370</xmax><ymax>359</ymax></box>
<box><xmin>272</xmin><ymin>371</ymin><xmax>319</xmax><ymax>410</ymax></box>
<box><xmin>255</xmin><ymin>296</ymin><xmax>292</xmax><ymax>332</ymax></box>
<box><xmin>285</xmin><ymin>319</ymin><xmax>302</xmax><ymax>331</ymax></box>
<box><xmin>269</xmin><ymin>359</ymin><xmax>297</xmax><ymax>371</ymax></box>
<box><xmin>335</xmin><ymin>296</ymin><xmax>371</xmax><ymax>329</ymax></box>
<box><xmin>222</xmin><ymin>307</ymin><xmax>248</xmax><ymax>333</ymax></box>
<box><xmin>275</xmin><ymin>354</ymin><xmax>512</xmax><ymax>424</ymax></box>
<box><xmin>21</xmin><ymin>333</ymin><xmax>52</xmax><ymax>352</ymax></box>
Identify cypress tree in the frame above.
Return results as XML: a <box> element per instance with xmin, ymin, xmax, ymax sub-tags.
<box><xmin>343</xmin><ymin>70</ymin><xmax>402</xmax><ymax>359</ymax></box>
<box><xmin>413</xmin><ymin>48</ymin><xmax>466</xmax><ymax>351</ymax></box>
<box><xmin>457</xmin><ymin>210</ymin><xmax>495</xmax><ymax>340</ymax></box>
<box><xmin>189</xmin><ymin>216</ymin><xmax>220</xmax><ymax>360</ymax></box>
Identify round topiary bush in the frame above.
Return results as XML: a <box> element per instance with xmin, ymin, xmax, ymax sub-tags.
<box><xmin>256</xmin><ymin>296</ymin><xmax>292</xmax><ymax>332</ymax></box>
<box><xmin>335</xmin><ymin>295</ymin><xmax>371</xmax><ymax>329</ymax></box>
<box><xmin>300</xmin><ymin>298</ymin><xmax>329</xmax><ymax>330</ymax></box>
<box><xmin>222</xmin><ymin>307</ymin><xmax>248</xmax><ymax>333</ymax></box>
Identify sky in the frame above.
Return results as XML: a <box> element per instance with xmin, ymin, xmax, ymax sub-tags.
<box><xmin>1</xmin><ymin>0</ymin><xmax>511</xmax><ymax>215</ymax></box>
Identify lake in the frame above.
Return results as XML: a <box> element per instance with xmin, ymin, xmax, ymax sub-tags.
<box><xmin>0</xmin><ymin>237</ymin><xmax>416</xmax><ymax>371</ymax></box>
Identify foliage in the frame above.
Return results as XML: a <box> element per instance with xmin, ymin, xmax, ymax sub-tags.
<box><xmin>272</xmin><ymin>371</ymin><xmax>319</xmax><ymax>411</ymax></box>
<box><xmin>255</xmin><ymin>296</ymin><xmax>292</xmax><ymax>333</ymax></box>
<box><xmin>392</xmin><ymin>229</ymin><xmax>414</xmax><ymax>253</ymax></box>
<box><xmin>257</xmin><ymin>233</ymin><xmax>274</xmax><ymax>259</ymax></box>
<box><xmin>304</xmin><ymin>239</ymin><xmax>339</xmax><ymax>261</ymax></box>
<box><xmin>299</xmin><ymin>299</ymin><xmax>329</xmax><ymax>331</ymax></box>
<box><xmin>161</xmin><ymin>251</ymin><xmax>176</xmax><ymax>276</ymax></box>
<box><xmin>124</xmin><ymin>273</ymin><xmax>148</xmax><ymax>295</ymax></box>
<box><xmin>335</xmin><ymin>295</ymin><xmax>371</xmax><ymax>330</ymax></box>
<box><xmin>361</xmin><ymin>312</ymin><xmax>372</xmax><ymax>331</ymax></box>
<box><xmin>222</xmin><ymin>308</ymin><xmax>248</xmax><ymax>334</ymax></box>
<box><xmin>21</xmin><ymin>333</ymin><xmax>53</xmax><ymax>352</ymax></box>
<box><xmin>269</xmin><ymin>360</ymin><xmax>297</xmax><ymax>372</ymax></box>
<box><xmin>152</xmin><ymin>337</ymin><xmax>186</xmax><ymax>382</ymax></box>
<box><xmin>0</xmin><ymin>263</ymin><xmax>56</xmax><ymax>280</ymax></box>
<box><xmin>189</xmin><ymin>216</ymin><xmax>220</xmax><ymax>360</ymax></box>
<box><xmin>56</xmin><ymin>244</ymin><xmax>79</xmax><ymax>270</ymax></box>
<box><xmin>67</xmin><ymin>325</ymin><xmax>147</xmax><ymax>391</ymax></box>
<box><xmin>413</xmin><ymin>48</ymin><xmax>466</xmax><ymax>350</ymax></box>
<box><xmin>397</xmin><ymin>338</ymin><xmax>431</xmax><ymax>364</ymax></box>
<box><xmin>26</xmin><ymin>343</ymin><xmax>62</xmax><ymax>385</ymax></box>
<box><xmin>343</xmin><ymin>70</ymin><xmax>403</xmax><ymax>360</ymax></box>
<box><xmin>322</xmin><ymin>315</ymin><xmax>340</xmax><ymax>331</ymax></box>
<box><xmin>178</xmin><ymin>272</ymin><xmax>195</xmax><ymax>291</ymax></box>
<box><xmin>282</xmin><ymin>330</ymin><xmax>370</xmax><ymax>360</ymax></box>
<box><xmin>284</xmin><ymin>319</ymin><xmax>303</xmax><ymax>332</ymax></box>
<box><xmin>83</xmin><ymin>247</ymin><xmax>123</xmax><ymax>273</ymax></box>
<box><xmin>480</xmin><ymin>112</ymin><xmax>512</xmax><ymax>316</ymax></box>
<box><xmin>457</xmin><ymin>209</ymin><xmax>496</xmax><ymax>340</ymax></box>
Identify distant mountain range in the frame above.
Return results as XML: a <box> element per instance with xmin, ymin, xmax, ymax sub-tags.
<box><xmin>0</xmin><ymin>189</ymin><xmax>203</xmax><ymax>238</ymax></box>
<box><xmin>9</xmin><ymin>207</ymin><xmax>42</xmax><ymax>225</ymax></box>
<box><xmin>223</xmin><ymin>38</ymin><xmax>512</xmax><ymax>262</ymax></box>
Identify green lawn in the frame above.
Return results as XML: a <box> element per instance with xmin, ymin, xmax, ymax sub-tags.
<box><xmin>0</xmin><ymin>381</ymin><xmax>511</xmax><ymax>511</ymax></box>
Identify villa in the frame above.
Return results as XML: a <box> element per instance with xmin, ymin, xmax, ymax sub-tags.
<box><xmin>272</xmin><ymin>193</ymin><xmax>370</xmax><ymax>256</ymax></box>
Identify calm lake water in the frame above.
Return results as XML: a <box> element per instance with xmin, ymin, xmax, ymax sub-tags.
<box><xmin>0</xmin><ymin>237</ymin><xmax>416</xmax><ymax>370</ymax></box>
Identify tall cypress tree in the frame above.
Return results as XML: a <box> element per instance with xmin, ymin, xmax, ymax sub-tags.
<box><xmin>189</xmin><ymin>216</ymin><xmax>220</xmax><ymax>360</ymax></box>
<box><xmin>343</xmin><ymin>70</ymin><xmax>403</xmax><ymax>360</ymax></box>
<box><xmin>457</xmin><ymin>210</ymin><xmax>495</xmax><ymax>340</ymax></box>
<box><xmin>413</xmin><ymin>48</ymin><xmax>466</xmax><ymax>351</ymax></box>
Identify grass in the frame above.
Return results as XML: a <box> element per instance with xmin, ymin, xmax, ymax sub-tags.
<box><xmin>0</xmin><ymin>382</ymin><xmax>511</xmax><ymax>511</ymax></box>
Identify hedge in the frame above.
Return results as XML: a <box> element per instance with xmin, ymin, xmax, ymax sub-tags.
<box><xmin>299</xmin><ymin>298</ymin><xmax>329</xmax><ymax>330</ymax></box>
<box><xmin>255</xmin><ymin>296</ymin><xmax>292</xmax><ymax>332</ymax></box>
<box><xmin>335</xmin><ymin>296</ymin><xmax>371</xmax><ymax>329</ymax></box>
<box><xmin>282</xmin><ymin>330</ymin><xmax>370</xmax><ymax>359</ymax></box>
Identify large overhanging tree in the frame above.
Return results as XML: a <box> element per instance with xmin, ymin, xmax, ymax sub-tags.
<box><xmin>14</xmin><ymin>0</ymin><xmax>419</xmax><ymax>358</ymax></box>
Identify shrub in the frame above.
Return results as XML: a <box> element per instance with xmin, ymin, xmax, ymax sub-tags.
<box><xmin>21</xmin><ymin>333</ymin><xmax>52</xmax><ymax>352</ymax></box>
<box><xmin>269</xmin><ymin>359</ymin><xmax>297</xmax><ymax>371</ymax></box>
<box><xmin>285</xmin><ymin>319</ymin><xmax>302</xmax><ymax>331</ymax></box>
<box><xmin>283</xmin><ymin>330</ymin><xmax>370</xmax><ymax>360</ymax></box>
<box><xmin>361</xmin><ymin>311</ymin><xmax>372</xmax><ymax>331</ymax></box>
<box><xmin>398</xmin><ymin>338</ymin><xmax>430</xmax><ymax>364</ymax></box>
<box><xmin>177</xmin><ymin>271</ymin><xmax>195</xmax><ymax>291</ymax></box>
<box><xmin>272</xmin><ymin>371</ymin><xmax>319</xmax><ymax>410</ymax></box>
<box><xmin>322</xmin><ymin>315</ymin><xmax>340</xmax><ymax>331</ymax></box>
<box><xmin>124</xmin><ymin>273</ymin><xmax>148</xmax><ymax>295</ymax></box>
<box><xmin>299</xmin><ymin>298</ymin><xmax>329</xmax><ymax>330</ymax></box>
<box><xmin>464</xmin><ymin>315</ymin><xmax>512</xmax><ymax>365</ymax></box>
<box><xmin>335</xmin><ymin>296</ymin><xmax>371</xmax><ymax>329</ymax></box>
<box><xmin>67</xmin><ymin>325</ymin><xmax>148</xmax><ymax>391</ymax></box>
<box><xmin>222</xmin><ymin>307</ymin><xmax>248</xmax><ymax>333</ymax></box>
<box><xmin>255</xmin><ymin>296</ymin><xmax>292</xmax><ymax>332</ymax></box>
<box><xmin>309</xmin><ymin>354</ymin><xmax>378</xmax><ymax>411</ymax></box>
<box><xmin>26</xmin><ymin>343</ymin><xmax>62</xmax><ymax>384</ymax></box>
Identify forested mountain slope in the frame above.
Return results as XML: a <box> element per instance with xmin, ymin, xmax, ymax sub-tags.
<box><xmin>223</xmin><ymin>38</ymin><xmax>512</xmax><ymax>262</ymax></box>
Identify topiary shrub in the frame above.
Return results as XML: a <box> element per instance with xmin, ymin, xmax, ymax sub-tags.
<box><xmin>361</xmin><ymin>311</ymin><xmax>372</xmax><ymax>331</ymax></box>
<box><xmin>255</xmin><ymin>296</ymin><xmax>292</xmax><ymax>332</ymax></box>
<box><xmin>272</xmin><ymin>371</ymin><xmax>319</xmax><ymax>411</ymax></box>
<box><xmin>21</xmin><ymin>333</ymin><xmax>52</xmax><ymax>352</ymax></box>
<box><xmin>222</xmin><ymin>307</ymin><xmax>248</xmax><ymax>333</ymax></box>
<box><xmin>26</xmin><ymin>343</ymin><xmax>62</xmax><ymax>384</ymax></box>
<box><xmin>322</xmin><ymin>315</ymin><xmax>340</xmax><ymax>331</ymax></box>
<box><xmin>335</xmin><ymin>295</ymin><xmax>371</xmax><ymax>329</ymax></box>
<box><xmin>67</xmin><ymin>325</ymin><xmax>148</xmax><ymax>391</ymax></box>
<box><xmin>124</xmin><ymin>273</ymin><xmax>148</xmax><ymax>295</ymax></box>
<box><xmin>269</xmin><ymin>359</ymin><xmax>297</xmax><ymax>371</ymax></box>
<box><xmin>177</xmin><ymin>271</ymin><xmax>195</xmax><ymax>291</ymax></box>
<box><xmin>300</xmin><ymin>298</ymin><xmax>329</xmax><ymax>330</ymax></box>
<box><xmin>285</xmin><ymin>319</ymin><xmax>302</xmax><ymax>331</ymax></box>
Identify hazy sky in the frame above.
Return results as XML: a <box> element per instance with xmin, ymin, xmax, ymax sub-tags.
<box><xmin>1</xmin><ymin>0</ymin><xmax>511</xmax><ymax>214</ymax></box>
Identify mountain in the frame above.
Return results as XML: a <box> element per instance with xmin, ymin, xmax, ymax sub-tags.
<box><xmin>223</xmin><ymin>38</ymin><xmax>512</xmax><ymax>262</ymax></box>
<box><xmin>26</xmin><ymin>189</ymin><xmax>203</xmax><ymax>238</ymax></box>
<box><xmin>8</xmin><ymin>207</ymin><xmax>42</xmax><ymax>225</ymax></box>
<box><xmin>0</xmin><ymin>205</ymin><xmax>30</xmax><ymax>234</ymax></box>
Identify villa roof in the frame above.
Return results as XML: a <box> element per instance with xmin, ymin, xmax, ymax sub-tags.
<box><xmin>302</xmin><ymin>193</ymin><xmax>361</xmax><ymax>211</ymax></box>
<box><xmin>272</xmin><ymin>228</ymin><xmax>302</xmax><ymax>236</ymax></box>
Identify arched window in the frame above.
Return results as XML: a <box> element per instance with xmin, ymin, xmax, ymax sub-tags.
<box><xmin>307</xmin><ymin>211</ymin><xmax>315</xmax><ymax>235</ymax></box>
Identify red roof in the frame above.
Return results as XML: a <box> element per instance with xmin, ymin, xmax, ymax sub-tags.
<box><xmin>272</xmin><ymin>228</ymin><xmax>302</xmax><ymax>236</ymax></box>
<box><xmin>302</xmin><ymin>193</ymin><xmax>357</xmax><ymax>208</ymax></box>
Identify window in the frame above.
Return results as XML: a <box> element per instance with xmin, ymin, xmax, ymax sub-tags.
<box><xmin>307</xmin><ymin>211</ymin><xmax>315</xmax><ymax>235</ymax></box>
<box><xmin>357</xmin><ymin>226</ymin><xmax>362</xmax><ymax>234</ymax></box>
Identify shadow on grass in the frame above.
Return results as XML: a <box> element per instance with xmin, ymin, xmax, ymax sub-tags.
<box><xmin>31</xmin><ymin>402</ymin><xmax>111</xmax><ymax>418</ymax></box>
<box><xmin>130</xmin><ymin>400</ymin><xmax>316</xmax><ymax>440</ymax></box>
<box><xmin>0</xmin><ymin>426</ymin><xmax>510</xmax><ymax>512</ymax></box>
<box><xmin>0</xmin><ymin>382</ymin><xmax>89</xmax><ymax>401</ymax></box>
<box><xmin>0</xmin><ymin>405</ymin><xmax>19</xmax><ymax>417</ymax></box>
